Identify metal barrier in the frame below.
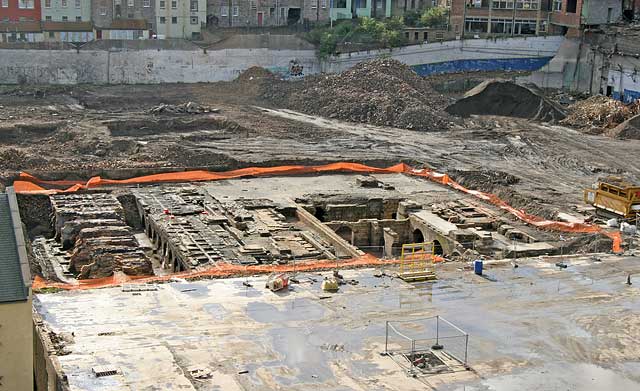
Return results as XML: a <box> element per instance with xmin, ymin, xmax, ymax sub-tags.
<box><xmin>385</xmin><ymin>315</ymin><xmax>469</xmax><ymax>371</ymax></box>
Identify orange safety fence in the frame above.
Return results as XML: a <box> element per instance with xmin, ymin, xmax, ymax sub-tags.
<box><xmin>20</xmin><ymin>162</ymin><xmax>621</xmax><ymax>290</ymax></box>
<box><xmin>32</xmin><ymin>254</ymin><xmax>400</xmax><ymax>291</ymax></box>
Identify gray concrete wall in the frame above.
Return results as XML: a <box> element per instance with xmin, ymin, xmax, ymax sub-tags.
<box><xmin>583</xmin><ymin>0</ymin><xmax>622</xmax><ymax>25</ymax></box>
<box><xmin>0</xmin><ymin>46</ymin><xmax>319</xmax><ymax>84</ymax></box>
<box><xmin>322</xmin><ymin>35</ymin><xmax>565</xmax><ymax>73</ymax></box>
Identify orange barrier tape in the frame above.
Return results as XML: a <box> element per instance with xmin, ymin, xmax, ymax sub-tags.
<box><xmin>32</xmin><ymin>254</ymin><xmax>402</xmax><ymax>291</ymax></box>
<box><xmin>21</xmin><ymin>162</ymin><xmax>622</xmax><ymax>290</ymax></box>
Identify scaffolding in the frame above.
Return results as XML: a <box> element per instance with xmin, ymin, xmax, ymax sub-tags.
<box><xmin>398</xmin><ymin>242</ymin><xmax>437</xmax><ymax>282</ymax></box>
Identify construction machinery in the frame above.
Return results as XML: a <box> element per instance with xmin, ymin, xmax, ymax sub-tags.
<box><xmin>584</xmin><ymin>178</ymin><xmax>640</xmax><ymax>220</ymax></box>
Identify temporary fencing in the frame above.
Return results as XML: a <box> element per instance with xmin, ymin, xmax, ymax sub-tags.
<box><xmin>20</xmin><ymin>161</ymin><xmax>622</xmax><ymax>290</ymax></box>
<box><xmin>32</xmin><ymin>254</ymin><xmax>396</xmax><ymax>291</ymax></box>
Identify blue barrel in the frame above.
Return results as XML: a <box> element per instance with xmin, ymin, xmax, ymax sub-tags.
<box><xmin>474</xmin><ymin>260</ymin><xmax>483</xmax><ymax>275</ymax></box>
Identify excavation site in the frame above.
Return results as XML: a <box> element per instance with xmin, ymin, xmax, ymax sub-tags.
<box><xmin>2</xmin><ymin>57</ymin><xmax>640</xmax><ymax>391</ymax></box>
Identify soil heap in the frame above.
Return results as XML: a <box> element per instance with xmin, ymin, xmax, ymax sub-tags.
<box><xmin>607</xmin><ymin>113</ymin><xmax>640</xmax><ymax>140</ymax></box>
<box><xmin>445</xmin><ymin>80</ymin><xmax>566</xmax><ymax>122</ymax></box>
<box><xmin>262</xmin><ymin>58</ymin><xmax>453</xmax><ymax>131</ymax></box>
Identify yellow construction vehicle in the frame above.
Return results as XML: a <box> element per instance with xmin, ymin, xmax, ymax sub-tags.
<box><xmin>584</xmin><ymin>178</ymin><xmax>640</xmax><ymax>220</ymax></box>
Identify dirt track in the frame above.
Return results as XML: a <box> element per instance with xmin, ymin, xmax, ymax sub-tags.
<box><xmin>1</xmin><ymin>74</ymin><xmax>639</xmax><ymax>220</ymax></box>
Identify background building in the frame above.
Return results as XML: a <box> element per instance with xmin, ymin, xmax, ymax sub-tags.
<box><xmin>0</xmin><ymin>0</ymin><xmax>42</xmax><ymax>22</ymax></box>
<box><xmin>450</xmin><ymin>0</ymin><xmax>551</xmax><ymax>38</ymax></box>
<box><xmin>155</xmin><ymin>0</ymin><xmax>205</xmax><ymax>39</ymax></box>
<box><xmin>91</xmin><ymin>0</ymin><xmax>155</xmax><ymax>38</ymax></box>
<box><xmin>0</xmin><ymin>189</ymin><xmax>33</xmax><ymax>391</ymax></box>
<box><xmin>550</xmin><ymin>0</ymin><xmax>622</xmax><ymax>36</ymax></box>
<box><xmin>42</xmin><ymin>0</ymin><xmax>91</xmax><ymax>21</ymax></box>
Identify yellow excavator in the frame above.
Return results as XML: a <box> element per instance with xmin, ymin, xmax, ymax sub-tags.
<box><xmin>584</xmin><ymin>178</ymin><xmax>640</xmax><ymax>221</ymax></box>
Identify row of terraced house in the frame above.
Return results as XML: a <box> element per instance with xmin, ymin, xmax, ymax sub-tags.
<box><xmin>1</xmin><ymin>0</ymin><xmax>638</xmax><ymax>43</ymax></box>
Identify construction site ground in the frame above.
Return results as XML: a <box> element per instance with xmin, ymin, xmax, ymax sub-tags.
<box><xmin>2</xmin><ymin>71</ymin><xmax>639</xmax><ymax>220</ymax></box>
<box><xmin>35</xmin><ymin>255</ymin><xmax>640</xmax><ymax>390</ymax></box>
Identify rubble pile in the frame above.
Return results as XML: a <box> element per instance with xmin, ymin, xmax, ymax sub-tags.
<box><xmin>237</xmin><ymin>66</ymin><xmax>278</xmax><ymax>83</ymax></box>
<box><xmin>445</xmin><ymin>80</ymin><xmax>566</xmax><ymax>122</ymax></box>
<box><xmin>147</xmin><ymin>102</ymin><xmax>219</xmax><ymax>115</ymax></box>
<box><xmin>561</xmin><ymin>96</ymin><xmax>640</xmax><ymax>130</ymax></box>
<box><xmin>263</xmin><ymin>58</ymin><xmax>452</xmax><ymax>131</ymax></box>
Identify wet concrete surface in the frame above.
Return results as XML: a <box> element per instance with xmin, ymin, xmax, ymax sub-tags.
<box><xmin>34</xmin><ymin>254</ymin><xmax>640</xmax><ymax>390</ymax></box>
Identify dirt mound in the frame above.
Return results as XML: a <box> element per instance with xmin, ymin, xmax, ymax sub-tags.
<box><xmin>561</xmin><ymin>95</ymin><xmax>640</xmax><ymax>130</ymax></box>
<box><xmin>565</xmin><ymin>233</ymin><xmax>614</xmax><ymax>254</ymax></box>
<box><xmin>445</xmin><ymin>80</ymin><xmax>566</xmax><ymax>122</ymax></box>
<box><xmin>605</xmin><ymin>113</ymin><xmax>640</xmax><ymax>140</ymax></box>
<box><xmin>449</xmin><ymin>169</ymin><xmax>520</xmax><ymax>190</ymax></box>
<box><xmin>237</xmin><ymin>66</ymin><xmax>277</xmax><ymax>83</ymax></box>
<box><xmin>262</xmin><ymin>58</ymin><xmax>453</xmax><ymax>131</ymax></box>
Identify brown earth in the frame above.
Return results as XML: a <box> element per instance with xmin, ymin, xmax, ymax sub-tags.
<box><xmin>1</xmin><ymin>65</ymin><xmax>639</xmax><ymax>223</ymax></box>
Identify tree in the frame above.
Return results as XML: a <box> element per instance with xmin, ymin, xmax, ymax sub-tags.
<box><xmin>420</xmin><ymin>7</ymin><xmax>448</xmax><ymax>28</ymax></box>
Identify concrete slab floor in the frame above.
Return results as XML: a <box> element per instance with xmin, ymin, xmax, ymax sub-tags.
<box><xmin>34</xmin><ymin>255</ymin><xmax>640</xmax><ymax>390</ymax></box>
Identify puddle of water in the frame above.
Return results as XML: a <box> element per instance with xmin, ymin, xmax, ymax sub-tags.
<box><xmin>203</xmin><ymin>303</ymin><xmax>226</xmax><ymax>320</ymax></box>
<box><xmin>246</xmin><ymin>298</ymin><xmax>325</xmax><ymax>323</ymax></box>
<box><xmin>445</xmin><ymin>363</ymin><xmax>640</xmax><ymax>391</ymax></box>
<box><xmin>170</xmin><ymin>282</ymin><xmax>209</xmax><ymax>297</ymax></box>
<box><xmin>267</xmin><ymin>327</ymin><xmax>335</xmax><ymax>385</ymax></box>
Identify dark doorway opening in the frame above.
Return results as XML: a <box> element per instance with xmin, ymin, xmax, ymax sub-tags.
<box><xmin>412</xmin><ymin>229</ymin><xmax>424</xmax><ymax>243</ymax></box>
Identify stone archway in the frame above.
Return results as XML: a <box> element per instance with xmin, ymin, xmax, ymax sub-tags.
<box><xmin>433</xmin><ymin>239</ymin><xmax>444</xmax><ymax>255</ymax></box>
<box><xmin>412</xmin><ymin>228</ymin><xmax>425</xmax><ymax>243</ymax></box>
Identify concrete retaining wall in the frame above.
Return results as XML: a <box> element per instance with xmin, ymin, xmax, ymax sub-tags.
<box><xmin>322</xmin><ymin>36</ymin><xmax>564</xmax><ymax>75</ymax></box>
<box><xmin>0</xmin><ymin>35</ymin><xmax>564</xmax><ymax>85</ymax></box>
<box><xmin>0</xmin><ymin>48</ymin><xmax>319</xmax><ymax>85</ymax></box>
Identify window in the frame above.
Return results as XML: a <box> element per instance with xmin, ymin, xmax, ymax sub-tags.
<box><xmin>49</xmin><ymin>31</ymin><xmax>55</xmax><ymax>38</ymax></box>
<box><xmin>190</xmin><ymin>16</ymin><xmax>198</xmax><ymax>24</ymax></box>
<box><xmin>128</xmin><ymin>0</ymin><xmax>134</xmax><ymax>6</ymax></box>
<box><xmin>61</xmin><ymin>0</ymin><xmax>67</xmax><ymax>7</ymax></box>
<box><xmin>160</xmin><ymin>16</ymin><xmax>166</xmax><ymax>23</ymax></box>
<box><xmin>376</xmin><ymin>0</ymin><xmax>382</xmax><ymax>8</ymax></box>
<box><xmin>552</xmin><ymin>0</ymin><xmax>561</xmax><ymax>11</ymax></box>
<box><xmin>62</xmin><ymin>15</ymin><xmax>68</xmax><ymax>21</ymax></box>
<box><xmin>190</xmin><ymin>0</ymin><xmax>198</xmax><ymax>10</ymax></box>
<box><xmin>1</xmin><ymin>0</ymin><xmax>7</xmax><ymax>7</ymax></box>
<box><xmin>18</xmin><ymin>0</ymin><xmax>35</xmax><ymax>9</ymax></box>
<box><xmin>221</xmin><ymin>5</ymin><xmax>228</xmax><ymax>15</ymax></box>
<box><xmin>515</xmin><ymin>0</ymin><xmax>537</xmax><ymax>9</ymax></box>
<box><xmin>76</xmin><ymin>15</ymin><xmax>82</xmax><ymax>21</ymax></box>
<box><xmin>321</xmin><ymin>0</ymin><xmax>326</xmax><ymax>8</ymax></box>
<box><xmin>160</xmin><ymin>0</ymin><xmax>165</xmax><ymax>9</ymax></box>
<box><xmin>171</xmin><ymin>16</ymin><xmax>177</xmax><ymax>23</ymax></box>
<box><xmin>44</xmin><ymin>0</ymin><xmax>51</xmax><ymax>7</ymax></box>
<box><xmin>45</xmin><ymin>15</ymin><xmax>52</xmax><ymax>20</ymax></box>
<box><xmin>250</xmin><ymin>0</ymin><xmax>256</xmax><ymax>9</ymax></box>
<box><xmin>171</xmin><ymin>0</ymin><xmax>177</xmax><ymax>9</ymax></box>
<box><xmin>280</xmin><ymin>6</ymin><xmax>284</xmax><ymax>19</ymax></box>
<box><xmin>492</xmin><ymin>1</ymin><xmax>513</xmax><ymax>9</ymax></box>
<box><xmin>143</xmin><ymin>0</ymin><xmax>150</xmax><ymax>6</ymax></box>
<box><xmin>75</xmin><ymin>0</ymin><xmax>80</xmax><ymax>7</ymax></box>
<box><xmin>311</xmin><ymin>0</ymin><xmax>316</xmax><ymax>8</ymax></box>
<box><xmin>233</xmin><ymin>5</ymin><xmax>239</xmax><ymax>16</ymax></box>
<box><xmin>566</xmin><ymin>0</ymin><xmax>577</xmax><ymax>13</ymax></box>
<box><xmin>100</xmin><ymin>6</ymin><xmax>107</xmax><ymax>15</ymax></box>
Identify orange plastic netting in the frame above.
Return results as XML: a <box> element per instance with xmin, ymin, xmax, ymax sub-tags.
<box><xmin>20</xmin><ymin>162</ymin><xmax>621</xmax><ymax>290</ymax></box>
